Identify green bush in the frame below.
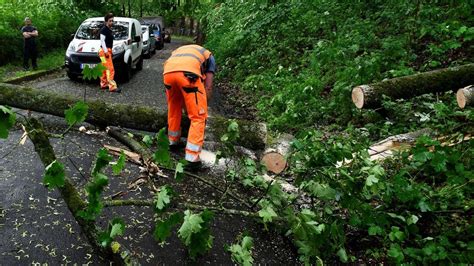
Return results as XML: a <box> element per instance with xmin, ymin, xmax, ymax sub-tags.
<box><xmin>204</xmin><ymin>1</ymin><xmax>474</xmax><ymax>263</ymax></box>
<box><xmin>205</xmin><ymin>1</ymin><xmax>474</xmax><ymax>130</ymax></box>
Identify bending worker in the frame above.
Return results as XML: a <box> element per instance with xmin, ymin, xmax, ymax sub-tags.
<box><xmin>99</xmin><ymin>13</ymin><xmax>119</xmax><ymax>92</ymax></box>
<box><xmin>163</xmin><ymin>44</ymin><xmax>216</xmax><ymax>171</ymax></box>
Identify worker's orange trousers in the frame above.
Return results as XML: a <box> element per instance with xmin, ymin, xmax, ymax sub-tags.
<box><xmin>99</xmin><ymin>48</ymin><xmax>118</xmax><ymax>91</ymax></box>
<box><xmin>164</xmin><ymin>72</ymin><xmax>208</xmax><ymax>162</ymax></box>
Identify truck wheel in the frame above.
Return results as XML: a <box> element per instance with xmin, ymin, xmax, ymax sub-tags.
<box><xmin>67</xmin><ymin>72</ymin><xmax>79</xmax><ymax>81</ymax></box>
<box><xmin>121</xmin><ymin>60</ymin><xmax>132</xmax><ymax>82</ymax></box>
<box><xmin>136</xmin><ymin>56</ymin><xmax>143</xmax><ymax>71</ymax></box>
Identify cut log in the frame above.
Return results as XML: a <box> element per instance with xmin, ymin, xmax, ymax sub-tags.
<box><xmin>352</xmin><ymin>63</ymin><xmax>474</xmax><ymax>109</ymax></box>
<box><xmin>337</xmin><ymin>129</ymin><xmax>472</xmax><ymax>167</ymax></box>
<box><xmin>456</xmin><ymin>85</ymin><xmax>474</xmax><ymax>109</ymax></box>
<box><xmin>260</xmin><ymin>133</ymin><xmax>294</xmax><ymax>174</ymax></box>
<box><xmin>0</xmin><ymin>83</ymin><xmax>266</xmax><ymax>150</ymax></box>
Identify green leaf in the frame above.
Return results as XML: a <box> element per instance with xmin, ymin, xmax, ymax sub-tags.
<box><xmin>178</xmin><ymin>210</ymin><xmax>204</xmax><ymax>245</ymax></box>
<box><xmin>412</xmin><ymin>150</ymin><xmax>433</xmax><ymax>163</ymax></box>
<box><xmin>407</xmin><ymin>215</ymin><xmax>419</xmax><ymax>225</ymax></box>
<box><xmin>418</xmin><ymin>200</ymin><xmax>431</xmax><ymax>212</ymax></box>
<box><xmin>305</xmin><ymin>181</ymin><xmax>336</xmax><ymax>200</ymax></box>
<box><xmin>337</xmin><ymin>248</ymin><xmax>348</xmax><ymax>263</ymax></box>
<box><xmin>43</xmin><ymin>160</ymin><xmax>65</xmax><ymax>189</ymax></box>
<box><xmin>154</xmin><ymin>213</ymin><xmax>183</xmax><ymax>243</ymax></box>
<box><xmin>258</xmin><ymin>206</ymin><xmax>278</xmax><ymax>223</ymax></box>
<box><xmin>78</xmin><ymin>172</ymin><xmax>109</xmax><ymax>220</ymax></box>
<box><xmin>111</xmin><ymin>150</ymin><xmax>126</xmax><ymax>175</ymax></box>
<box><xmin>153</xmin><ymin>128</ymin><xmax>171</xmax><ymax>167</ymax></box>
<box><xmin>92</xmin><ymin>148</ymin><xmax>112</xmax><ymax>174</ymax></box>
<box><xmin>430</xmin><ymin>151</ymin><xmax>447</xmax><ymax>172</ymax></box>
<box><xmin>142</xmin><ymin>135</ymin><xmax>153</xmax><ymax>147</ymax></box>
<box><xmin>174</xmin><ymin>161</ymin><xmax>185</xmax><ymax>181</ymax></box>
<box><xmin>388</xmin><ymin>244</ymin><xmax>404</xmax><ymax>263</ymax></box>
<box><xmin>368</xmin><ymin>225</ymin><xmax>383</xmax><ymax>236</ymax></box>
<box><xmin>388</xmin><ymin>213</ymin><xmax>406</xmax><ymax>222</ymax></box>
<box><xmin>98</xmin><ymin>231</ymin><xmax>113</xmax><ymax>247</ymax></box>
<box><xmin>153</xmin><ymin>148</ymin><xmax>171</xmax><ymax>167</ymax></box>
<box><xmin>155</xmin><ymin>186</ymin><xmax>172</xmax><ymax>211</ymax></box>
<box><xmin>64</xmin><ymin>101</ymin><xmax>89</xmax><ymax>126</ymax></box>
<box><xmin>109</xmin><ymin>218</ymin><xmax>125</xmax><ymax>238</ymax></box>
<box><xmin>365</xmin><ymin>175</ymin><xmax>379</xmax><ymax>186</ymax></box>
<box><xmin>156</xmin><ymin>128</ymin><xmax>170</xmax><ymax>151</ymax></box>
<box><xmin>228</xmin><ymin>120</ymin><xmax>239</xmax><ymax>132</ymax></box>
<box><xmin>82</xmin><ymin>64</ymin><xmax>106</xmax><ymax>80</ymax></box>
<box><xmin>389</xmin><ymin>226</ymin><xmax>405</xmax><ymax>242</ymax></box>
<box><xmin>0</xmin><ymin>105</ymin><xmax>16</xmax><ymax>139</ymax></box>
<box><xmin>228</xmin><ymin>236</ymin><xmax>254</xmax><ymax>266</ymax></box>
<box><xmin>177</xmin><ymin>210</ymin><xmax>214</xmax><ymax>258</ymax></box>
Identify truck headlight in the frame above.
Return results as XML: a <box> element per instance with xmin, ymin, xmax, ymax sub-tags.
<box><xmin>113</xmin><ymin>45</ymin><xmax>125</xmax><ymax>55</ymax></box>
<box><xmin>65</xmin><ymin>42</ymin><xmax>75</xmax><ymax>57</ymax></box>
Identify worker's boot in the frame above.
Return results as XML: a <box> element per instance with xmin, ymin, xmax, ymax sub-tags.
<box><xmin>184</xmin><ymin>161</ymin><xmax>202</xmax><ymax>172</ymax></box>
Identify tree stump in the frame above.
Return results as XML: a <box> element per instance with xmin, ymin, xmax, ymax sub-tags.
<box><xmin>260</xmin><ymin>133</ymin><xmax>294</xmax><ymax>174</ymax></box>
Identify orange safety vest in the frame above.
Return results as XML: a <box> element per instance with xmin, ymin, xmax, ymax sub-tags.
<box><xmin>163</xmin><ymin>45</ymin><xmax>212</xmax><ymax>78</ymax></box>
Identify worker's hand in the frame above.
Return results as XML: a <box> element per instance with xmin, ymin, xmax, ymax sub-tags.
<box><xmin>206</xmin><ymin>87</ymin><xmax>212</xmax><ymax>101</ymax></box>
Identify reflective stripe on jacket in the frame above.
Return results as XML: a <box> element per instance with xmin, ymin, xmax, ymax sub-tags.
<box><xmin>163</xmin><ymin>45</ymin><xmax>211</xmax><ymax>78</ymax></box>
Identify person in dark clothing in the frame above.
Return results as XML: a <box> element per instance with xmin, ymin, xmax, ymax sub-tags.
<box><xmin>21</xmin><ymin>17</ymin><xmax>39</xmax><ymax>70</ymax></box>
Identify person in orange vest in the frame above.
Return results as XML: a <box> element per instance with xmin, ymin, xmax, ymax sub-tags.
<box><xmin>99</xmin><ymin>13</ymin><xmax>119</xmax><ymax>92</ymax></box>
<box><xmin>163</xmin><ymin>44</ymin><xmax>216</xmax><ymax>171</ymax></box>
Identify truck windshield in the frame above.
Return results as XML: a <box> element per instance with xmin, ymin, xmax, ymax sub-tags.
<box><xmin>76</xmin><ymin>21</ymin><xmax>129</xmax><ymax>40</ymax></box>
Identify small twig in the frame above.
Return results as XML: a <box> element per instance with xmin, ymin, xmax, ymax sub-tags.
<box><xmin>250</xmin><ymin>179</ymin><xmax>274</xmax><ymax>210</ymax></box>
<box><xmin>160</xmin><ymin>165</ymin><xmax>252</xmax><ymax>209</ymax></box>
<box><xmin>103</xmin><ymin>199</ymin><xmax>260</xmax><ymax>219</ymax></box>
<box><xmin>68</xmin><ymin>156</ymin><xmax>88</xmax><ymax>181</ymax></box>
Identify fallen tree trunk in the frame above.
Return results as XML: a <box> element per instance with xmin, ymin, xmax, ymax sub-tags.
<box><xmin>0</xmin><ymin>83</ymin><xmax>266</xmax><ymax>150</ymax></box>
<box><xmin>352</xmin><ymin>63</ymin><xmax>474</xmax><ymax>109</ymax></box>
<box><xmin>456</xmin><ymin>85</ymin><xmax>474</xmax><ymax>109</ymax></box>
<box><xmin>23</xmin><ymin>118</ymin><xmax>135</xmax><ymax>264</ymax></box>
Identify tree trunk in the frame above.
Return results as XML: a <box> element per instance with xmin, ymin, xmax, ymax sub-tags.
<box><xmin>352</xmin><ymin>63</ymin><xmax>474</xmax><ymax>109</ymax></box>
<box><xmin>260</xmin><ymin>133</ymin><xmax>294</xmax><ymax>174</ymax></box>
<box><xmin>140</xmin><ymin>0</ymin><xmax>143</xmax><ymax>17</ymax></box>
<box><xmin>456</xmin><ymin>85</ymin><xmax>474</xmax><ymax>109</ymax></box>
<box><xmin>0</xmin><ymin>83</ymin><xmax>267</xmax><ymax>150</ymax></box>
<box><xmin>23</xmin><ymin>118</ymin><xmax>135</xmax><ymax>263</ymax></box>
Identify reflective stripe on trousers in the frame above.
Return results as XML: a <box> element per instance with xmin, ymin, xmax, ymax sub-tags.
<box><xmin>168</xmin><ymin>129</ymin><xmax>181</xmax><ymax>144</ymax></box>
<box><xmin>98</xmin><ymin>48</ymin><xmax>117</xmax><ymax>91</ymax></box>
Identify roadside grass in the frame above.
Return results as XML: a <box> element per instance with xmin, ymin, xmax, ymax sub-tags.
<box><xmin>171</xmin><ymin>35</ymin><xmax>194</xmax><ymax>43</ymax></box>
<box><xmin>0</xmin><ymin>49</ymin><xmax>64</xmax><ymax>82</ymax></box>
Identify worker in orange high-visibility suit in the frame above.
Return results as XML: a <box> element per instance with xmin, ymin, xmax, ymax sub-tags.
<box><xmin>163</xmin><ymin>44</ymin><xmax>216</xmax><ymax>171</ymax></box>
<box><xmin>99</xmin><ymin>13</ymin><xmax>119</xmax><ymax>92</ymax></box>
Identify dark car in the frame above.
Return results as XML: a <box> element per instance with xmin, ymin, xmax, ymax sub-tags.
<box><xmin>139</xmin><ymin>17</ymin><xmax>165</xmax><ymax>49</ymax></box>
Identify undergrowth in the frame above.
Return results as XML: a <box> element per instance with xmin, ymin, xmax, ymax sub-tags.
<box><xmin>204</xmin><ymin>0</ymin><xmax>474</xmax><ymax>264</ymax></box>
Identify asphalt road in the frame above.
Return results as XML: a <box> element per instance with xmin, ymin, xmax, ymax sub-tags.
<box><xmin>0</xmin><ymin>41</ymin><xmax>298</xmax><ymax>264</ymax></box>
<box><xmin>24</xmin><ymin>40</ymin><xmax>186</xmax><ymax>112</ymax></box>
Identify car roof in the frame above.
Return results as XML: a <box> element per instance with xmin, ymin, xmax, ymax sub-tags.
<box><xmin>84</xmin><ymin>17</ymin><xmax>138</xmax><ymax>23</ymax></box>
